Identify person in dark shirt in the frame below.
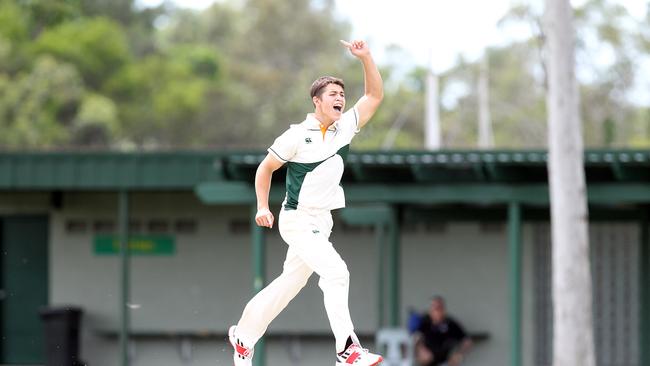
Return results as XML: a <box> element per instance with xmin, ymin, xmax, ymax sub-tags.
<box><xmin>415</xmin><ymin>296</ymin><xmax>472</xmax><ymax>366</ymax></box>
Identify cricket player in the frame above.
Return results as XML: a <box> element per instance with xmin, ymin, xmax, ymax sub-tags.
<box><xmin>229</xmin><ymin>39</ymin><xmax>384</xmax><ymax>366</ymax></box>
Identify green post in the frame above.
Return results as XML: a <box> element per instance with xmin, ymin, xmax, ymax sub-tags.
<box><xmin>388</xmin><ymin>206</ymin><xmax>400</xmax><ymax>327</ymax></box>
<box><xmin>251</xmin><ymin>205</ymin><xmax>266</xmax><ymax>366</ymax></box>
<box><xmin>118</xmin><ymin>191</ymin><xmax>130</xmax><ymax>366</ymax></box>
<box><xmin>640</xmin><ymin>208</ymin><xmax>649</xmax><ymax>366</ymax></box>
<box><xmin>375</xmin><ymin>223</ymin><xmax>386</xmax><ymax>328</ymax></box>
<box><xmin>508</xmin><ymin>202</ymin><xmax>522</xmax><ymax>366</ymax></box>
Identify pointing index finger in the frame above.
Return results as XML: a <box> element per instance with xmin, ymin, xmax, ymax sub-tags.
<box><xmin>339</xmin><ymin>39</ymin><xmax>352</xmax><ymax>48</ymax></box>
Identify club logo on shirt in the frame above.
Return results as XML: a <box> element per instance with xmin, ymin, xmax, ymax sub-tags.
<box><xmin>305</xmin><ymin>137</ymin><xmax>312</xmax><ymax>144</ymax></box>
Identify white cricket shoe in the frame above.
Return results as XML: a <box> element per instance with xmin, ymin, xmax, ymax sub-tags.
<box><xmin>228</xmin><ymin>325</ymin><xmax>254</xmax><ymax>366</ymax></box>
<box><xmin>335</xmin><ymin>343</ymin><xmax>383</xmax><ymax>366</ymax></box>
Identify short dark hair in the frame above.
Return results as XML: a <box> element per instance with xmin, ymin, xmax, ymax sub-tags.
<box><xmin>310</xmin><ymin>76</ymin><xmax>345</xmax><ymax>100</ymax></box>
<box><xmin>431</xmin><ymin>295</ymin><xmax>446</xmax><ymax>307</ymax></box>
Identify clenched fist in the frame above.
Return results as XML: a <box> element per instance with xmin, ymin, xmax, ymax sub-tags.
<box><xmin>255</xmin><ymin>208</ymin><xmax>274</xmax><ymax>228</ymax></box>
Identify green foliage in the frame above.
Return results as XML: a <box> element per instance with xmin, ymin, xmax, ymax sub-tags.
<box><xmin>0</xmin><ymin>56</ymin><xmax>84</xmax><ymax>148</ymax></box>
<box><xmin>0</xmin><ymin>37</ymin><xmax>11</xmax><ymax>69</ymax></box>
<box><xmin>157</xmin><ymin>0</ymin><xmax>355</xmax><ymax>148</ymax></box>
<box><xmin>0</xmin><ymin>1</ymin><xmax>31</xmax><ymax>73</ymax></box>
<box><xmin>172</xmin><ymin>45</ymin><xmax>221</xmax><ymax>80</ymax></box>
<box><xmin>80</xmin><ymin>0</ymin><xmax>135</xmax><ymax>25</ymax></box>
<box><xmin>106</xmin><ymin>49</ymin><xmax>218</xmax><ymax>146</ymax></box>
<box><xmin>0</xmin><ymin>0</ymin><xmax>646</xmax><ymax>149</ymax></box>
<box><xmin>473</xmin><ymin>0</ymin><xmax>649</xmax><ymax>148</ymax></box>
<box><xmin>32</xmin><ymin>17</ymin><xmax>130</xmax><ymax>88</ymax></box>
<box><xmin>23</xmin><ymin>0</ymin><xmax>82</xmax><ymax>29</ymax></box>
<box><xmin>354</xmin><ymin>68</ymin><xmax>425</xmax><ymax>150</ymax></box>
<box><xmin>0</xmin><ymin>1</ymin><xmax>30</xmax><ymax>41</ymax></box>
<box><xmin>72</xmin><ymin>93</ymin><xmax>119</xmax><ymax>146</ymax></box>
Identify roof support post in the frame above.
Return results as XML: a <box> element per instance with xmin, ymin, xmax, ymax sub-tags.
<box><xmin>640</xmin><ymin>208</ymin><xmax>650</xmax><ymax>366</ymax></box>
<box><xmin>118</xmin><ymin>190</ymin><xmax>131</xmax><ymax>366</ymax></box>
<box><xmin>375</xmin><ymin>222</ymin><xmax>386</xmax><ymax>328</ymax></box>
<box><xmin>251</xmin><ymin>205</ymin><xmax>266</xmax><ymax>366</ymax></box>
<box><xmin>508</xmin><ymin>201</ymin><xmax>522</xmax><ymax>366</ymax></box>
<box><xmin>388</xmin><ymin>206</ymin><xmax>401</xmax><ymax>327</ymax></box>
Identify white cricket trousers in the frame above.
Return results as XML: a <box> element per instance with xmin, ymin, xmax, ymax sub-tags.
<box><xmin>235</xmin><ymin>208</ymin><xmax>356</xmax><ymax>353</ymax></box>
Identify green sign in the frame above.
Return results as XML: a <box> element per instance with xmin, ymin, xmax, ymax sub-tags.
<box><xmin>94</xmin><ymin>235</ymin><xmax>175</xmax><ymax>256</ymax></box>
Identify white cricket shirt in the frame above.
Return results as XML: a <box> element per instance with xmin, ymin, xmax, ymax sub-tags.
<box><xmin>268</xmin><ymin>107</ymin><xmax>360</xmax><ymax>211</ymax></box>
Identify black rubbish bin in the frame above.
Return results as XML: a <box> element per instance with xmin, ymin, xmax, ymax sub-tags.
<box><xmin>39</xmin><ymin>306</ymin><xmax>85</xmax><ymax>366</ymax></box>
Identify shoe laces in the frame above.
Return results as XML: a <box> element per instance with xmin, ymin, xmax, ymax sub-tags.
<box><xmin>354</xmin><ymin>343</ymin><xmax>369</xmax><ymax>351</ymax></box>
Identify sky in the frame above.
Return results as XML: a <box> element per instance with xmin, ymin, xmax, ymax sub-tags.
<box><xmin>138</xmin><ymin>0</ymin><xmax>647</xmax><ymax>72</ymax></box>
<box><xmin>335</xmin><ymin>0</ymin><xmax>521</xmax><ymax>71</ymax></box>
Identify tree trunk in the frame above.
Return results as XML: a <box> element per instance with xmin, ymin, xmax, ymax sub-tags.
<box><xmin>543</xmin><ymin>0</ymin><xmax>596</xmax><ymax>366</ymax></box>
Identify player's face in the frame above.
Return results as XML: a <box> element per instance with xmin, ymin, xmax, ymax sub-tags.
<box><xmin>314</xmin><ymin>84</ymin><xmax>346</xmax><ymax>122</ymax></box>
<box><xmin>429</xmin><ymin>300</ymin><xmax>446</xmax><ymax>323</ymax></box>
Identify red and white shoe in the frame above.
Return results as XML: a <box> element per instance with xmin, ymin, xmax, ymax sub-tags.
<box><xmin>228</xmin><ymin>325</ymin><xmax>254</xmax><ymax>366</ymax></box>
<box><xmin>335</xmin><ymin>343</ymin><xmax>383</xmax><ymax>365</ymax></box>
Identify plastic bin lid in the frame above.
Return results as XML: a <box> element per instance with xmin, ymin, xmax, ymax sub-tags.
<box><xmin>39</xmin><ymin>306</ymin><xmax>83</xmax><ymax>317</ymax></box>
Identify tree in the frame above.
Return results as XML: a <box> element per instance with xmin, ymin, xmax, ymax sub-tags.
<box><xmin>0</xmin><ymin>55</ymin><xmax>85</xmax><ymax>148</ymax></box>
<box><xmin>499</xmin><ymin>0</ymin><xmax>648</xmax><ymax>148</ymax></box>
<box><xmin>32</xmin><ymin>17</ymin><xmax>131</xmax><ymax>89</ymax></box>
<box><xmin>159</xmin><ymin>0</ymin><xmax>355</xmax><ymax>148</ymax></box>
<box><xmin>436</xmin><ymin>45</ymin><xmax>547</xmax><ymax>148</ymax></box>
<box><xmin>80</xmin><ymin>0</ymin><xmax>135</xmax><ymax>25</ymax></box>
<box><xmin>105</xmin><ymin>45</ymin><xmax>221</xmax><ymax>147</ymax></box>
<box><xmin>543</xmin><ymin>1</ymin><xmax>595</xmax><ymax>366</ymax></box>
<box><xmin>72</xmin><ymin>93</ymin><xmax>119</xmax><ymax>147</ymax></box>
<box><xmin>1</xmin><ymin>0</ymin><xmax>646</xmax><ymax>150</ymax></box>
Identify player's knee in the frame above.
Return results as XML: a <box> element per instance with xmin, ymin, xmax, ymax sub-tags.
<box><xmin>335</xmin><ymin>269</ymin><xmax>349</xmax><ymax>286</ymax></box>
<box><xmin>333</xmin><ymin>259</ymin><xmax>349</xmax><ymax>277</ymax></box>
<box><xmin>279</xmin><ymin>271</ymin><xmax>310</xmax><ymax>289</ymax></box>
<box><xmin>322</xmin><ymin>262</ymin><xmax>349</xmax><ymax>286</ymax></box>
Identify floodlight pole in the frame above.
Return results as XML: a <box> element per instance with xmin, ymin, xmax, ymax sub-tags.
<box><xmin>425</xmin><ymin>68</ymin><xmax>441</xmax><ymax>150</ymax></box>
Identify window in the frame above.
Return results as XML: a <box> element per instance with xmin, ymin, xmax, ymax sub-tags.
<box><xmin>147</xmin><ymin>219</ymin><xmax>169</xmax><ymax>234</ymax></box>
<box><xmin>129</xmin><ymin>220</ymin><xmax>142</xmax><ymax>233</ymax></box>
<box><xmin>65</xmin><ymin>220</ymin><xmax>87</xmax><ymax>234</ymax></box>
<box><xmin>175</xmin><ymin>219</ymin><xmax>198</xmax><ymax>234</ymax></box>
<box><xmin>93</xmin><ymin>220</ymin><xmax>115</xmax><ymax>233</ymax></box>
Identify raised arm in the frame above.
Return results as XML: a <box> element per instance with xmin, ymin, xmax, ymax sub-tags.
<box><xmin>254</xmin><ymin>153</ymin><xmax>285</xmax><ymax>228</ymax></box>
<box><xmin>340</xmin><ymin>40</ymin><xmax>383</xmax><ymax>129</ymax></box>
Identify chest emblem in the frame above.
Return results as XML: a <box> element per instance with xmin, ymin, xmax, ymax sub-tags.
<box><xmin>305</xmin><ymin>137</ymin><xmax>312</xmax><ymax>144</ymax></box>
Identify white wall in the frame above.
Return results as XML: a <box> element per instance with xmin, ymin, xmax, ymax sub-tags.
<box><xmin>48</xmin><ymin>192</ymin><xmax>535</xmax><ymax>366</ymax></box>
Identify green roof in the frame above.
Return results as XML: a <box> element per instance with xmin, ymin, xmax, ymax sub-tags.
<box><xmin>0</xmin><ymin>152</ymin><xmax>223</xmax><ymax>190</ymax></box>
<box><xmin>224</xmin><ymin>149</ymin><xmax>650</xmax><ymax>184</ymax></box>
<box><xmin>0</xmin><ymin>149</ymin><xmax>648</xmax><ymax>190</ymax></box>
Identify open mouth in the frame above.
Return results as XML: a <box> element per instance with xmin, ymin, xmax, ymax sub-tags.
<box><xmin>333</xmin><ymin>106</ymin><xmax>342</xmax><ymax>112</ymax></box>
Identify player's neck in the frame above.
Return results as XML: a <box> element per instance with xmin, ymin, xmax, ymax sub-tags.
<box><xmin>313</xmin><ymin>111</ymin><xmax>334</xmax><ymax>129</ymax></box>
